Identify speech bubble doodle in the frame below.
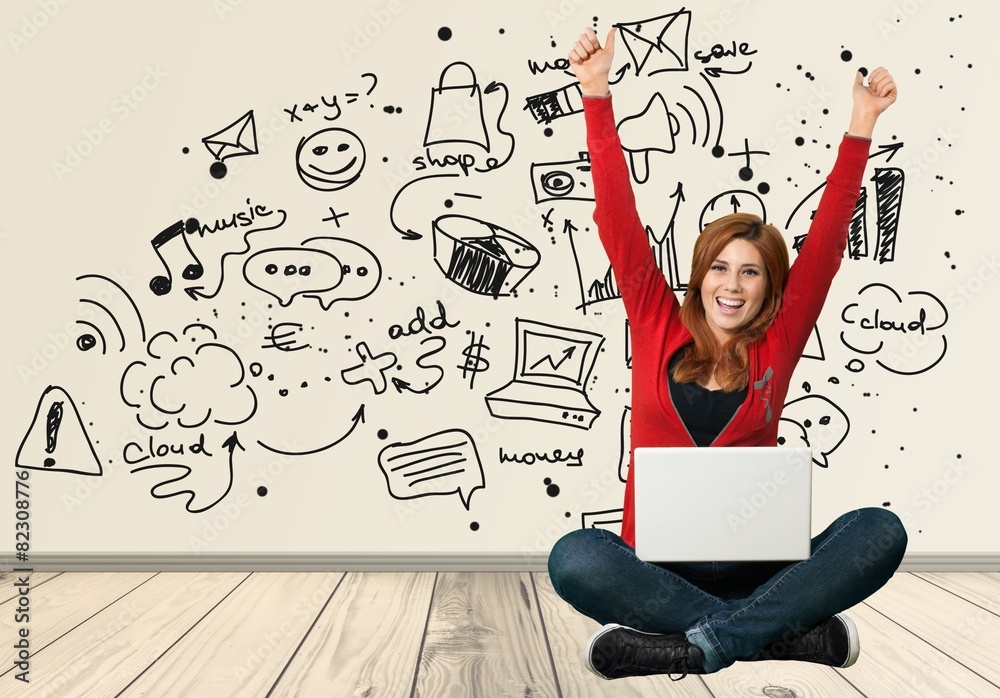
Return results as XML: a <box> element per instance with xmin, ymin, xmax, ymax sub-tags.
<box><xmin>377</xmin><ymin>428</ymin><xmax>485</xmax><ymax>510</ymax></box>
<box><xmin>242</xmin><ymin>247</ymin><xmax>343</xmax><ymax>307</ymax></box>
<box><xmin>778</xmin><ymin>394</ymin><xmax>850</xmax><ymax>468</ymax></box>
<box><xmin>299</xmin><ymin>236</ymin><xmax>381</xmax><ymax>310</ymax></box>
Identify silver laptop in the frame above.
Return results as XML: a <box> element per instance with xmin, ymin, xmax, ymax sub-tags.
<box><xmin>633</xmin><ymin>447</ymin><xmax>813</xmax><ymax>562</ymax></box>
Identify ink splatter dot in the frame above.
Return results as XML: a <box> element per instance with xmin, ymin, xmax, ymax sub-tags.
<box><xmin>757</xmin><ymin>182</ymin><xmax>770</xmax><ymax>194</ymax></box>
<box><xmin>711</xmin><ymin>145</ymin><xmax>725</xmax><ymax>158</ymax></box>
<box><xmin>777</xmin><ymin>436</ymin><xmax>786</xmax><ymax>445</ymax></box>
<box><xmin>257</xmin><ymin>486</ymin><xmax>268</xmax><ymax>497</ymax></box>
<box><xmin>841</xmin><ymin>50</ymin><xmax>853</xmax><ymax>62</ymax></box>
<box><xmin>915</xmin><ymin>68</ymin><xmax>922</xmax><ymax>75</ymax></box>
<box><xmin>377</xmin><ymin>429</ymin><xmax>389</xmax><ymax>440</ymax></box>
<box><xmin>544</xmin><ymin>127</ymin><xmax>554</xmax><ymax>137</ymax></box>
<box><xmin>739</xmin><ymin>166</ymin><xmax>753</xmax><ymax>181</ymax></box>
<box><xmin>882</xmin><ymin>501</ymin><xmax>891</xmax><ymax>507</ymax></box>
<box><xmin>795</xmin><ymin>136</ymin><xmax>805</xmax><ymax>146</ymax></box>
<box><xmin>438</xmin><ymin>27</ymin><xmax>452</xmax><ymax>41</ymax></box>
<box><xmin>565</xmin><ymin>512</ymin><xmax>572</xmax><ymax>518</ymax></box>
<box><xmin>955</xmin><ymin>209</ymin><xmax>964</xmax><ymax>216</ymax></box>
<box><xmin>470</xmin><ymin>522</ymin><xmax>480</xmax><ymax>531</ymax></box>
<box><xmin>210</xmin><ymin>161</ymin><xmax>227</xmax><ymax>179</ymax></box>
<box><xmin>182</xmin><ymin>147</ymin><xmax>190</xmax><ymax>154</ymax></box>
<box><xmin>499</xmin><ymin>28</ymin><xmax>505</xmax><ymax>34</ymax></box>
<box><xmin>858</xmin><ymin>66</ymin><xmax>868</xmax><ymax>77</ymax></box>
<box><xmin>544</xmin><ymin>478</ymin><xmax>560</xmax><ymax>497</ymax></box>
<box><xmin>278</xmin><ymin>388</ymin><xmax>288</xmax><ymax>397</ymax></box>
<box><xmin>444</xmin><ymin>199</ymin><xmax>454</xmax><ymax>208</ymax></box>
<box><xmin>44</xmin><ymin>457</ymin><xmax>55</xmax><ymax>467</ymax></box>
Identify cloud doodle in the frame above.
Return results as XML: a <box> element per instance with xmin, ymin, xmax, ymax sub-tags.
<box><xmin>120</xmin><ymin>324</ymin><xmax>258</xmax><ymax>430</ymax></box>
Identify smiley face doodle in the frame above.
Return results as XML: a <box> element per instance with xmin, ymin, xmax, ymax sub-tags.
<box><xmin>295</xmin><ymin>127</ymin><xmax>366</xmax><ymax>191</ymax></box>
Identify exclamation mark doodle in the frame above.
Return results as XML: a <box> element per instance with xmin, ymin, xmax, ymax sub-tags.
<box><xmin>45</xmin><ymin>400</ymin><xmax>64</xmax><ymax>467</ymax></box>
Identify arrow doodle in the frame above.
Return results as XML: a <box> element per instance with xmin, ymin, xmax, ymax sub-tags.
<box><xmin>257</xmin><ymin>405</ymin><xmax>366</xmax><ymax>456</ymax></box>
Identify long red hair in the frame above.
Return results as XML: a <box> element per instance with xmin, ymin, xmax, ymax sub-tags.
<box><xmin>673</xmin><ymin>213</ymin><xmax>789</xmax><ymax>392</ymax></box>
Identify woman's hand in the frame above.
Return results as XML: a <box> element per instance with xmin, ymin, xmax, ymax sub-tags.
<box><xmin>848</xmin><ymin>67</ymin><xmax>897</xmax><ymax>138</ymax></box>
<box><xmin>568</xmin><ymin>27</ymin><xmax>616</xmax><ymax>97</ymax></box>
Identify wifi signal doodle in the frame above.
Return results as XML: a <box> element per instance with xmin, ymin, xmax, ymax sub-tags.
<box><xmin>74</xmin><ymin>274</ymin><xmax>148</xmax><ymax>354</ymax></box>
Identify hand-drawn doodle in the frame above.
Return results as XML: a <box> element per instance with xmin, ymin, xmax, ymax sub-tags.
<box><xmin>786</xmin><ymin>142</ymin><xmax>905</xmax><ymax>258</ymax></box>
<box><xmin>389</xmin><ymin>172</ymin><xmax>461</xmax><ymax>240</ymax></box>
<box><xmin>485</xmin><ymin>319</ymin><xmax>604</xmax><ymax>429</ymax></box>
<box><xmin>341</xmin><ymin>341</ymin><xmax>398</xmax><ymax>395</ymax></box>
<box><xmin>498</xmin><ymin>447</ymin><xmax>583</xmax><ymax>467</ymax></box>
<box><xmin>129</xmin><ymin>431</ymin><xmax>243</xmax><ymax>513</ymax></box>
<box><xmin>727</xmin><ymin>138</ymin><xmax>770</xmax><ymax>182</ymax></box>
<box><xmin>75</xmin><ymin>274</ymin><xmax>147</xmax><ymax>354</ymax></box>
<box><xmin>840</xmin><ymin>283</ymin><xmax>948</xmax><ymax>375</ymax></box>
<box><xmin>615</xmin><ymin>9</ymin><xmax>692</xmax><ymax>76</ymax></box>
<box><xmin>186</xmin><ymin>208</ymin><xmax>288</xmax><ymax>300</ymax></box>
<box><xmin>432</xmin><ymin>214</ymin><xmax>540</xmax><ymax>298</ymax></box>
<box><xmin>581</xmin><ymin>509</ymin><xmax>624</xmax><ymax>533</ymax></box>
<box><xmin>700</xmin><ymin>190</ymin><xmax>767</xmax><ymax>231</ymax></box>
<box><xmin>459</xmin><ymin>331</ymin><xmax>490</xmax><ymax>389</ymax></box>
<box><xmin>202</xmin><ymin>110</ymin><xmax>258</xmax><ymax>179</ymax></box>
<box><xmin>16</xmin><ymin>385</ymin><xmax>102</xmax><ymax>475</ymax></box>
<box><xmin>262</xmin><ymin>323</ymin><xmax>311</xmax><ymax>352</ymax></box>
<box><xmin>392</xmin><ymin>336</ymin><xmax>446</xmax><ymax>394</ymax></box>
<box><xmin>779</xmin><ymin>394</ymin><xmax>851</xmax><ymax>468</ymax></box>
<box><xmin>425</xmin><ymin>62</ymin><xmax>491</xmax><ymax>151</ymax></box>
<box><xmin>257</xmin><ymin>405</ymin><xmax>365</xmax><ymax>456</ymax></box>
<box><xmin>377</xmin><ymin>428</ymin><xmax>485</xmax><ymax>510</ymax></box>
<box><xmin>802</xmin><ymin>325</ymin><xmax>826</xmax><ymax>361</ymax></box>
<box><xmin>617</xmin><ymin>93</ymin><xmax>680</xmax><ymax>183</ymax></box>
<box><xmin>524</xmin><ymin>82</ymin><xmax>584</xmax><ymax>125</ymax></box>
<box><xmin>242</xmin><ymin>236</ymin><xmax>380</xmax><ymax>309</ymax></box>
<box><xmin>120</xmin><ymin>324</ymin><xmax>258</xmax><ymax>430</ymax></box>
<box><xmin>295</xmin><ymin>128</ymin><xmax>366</xmax><ymax>191</ymax></box>
<box><xmin>617</xmin><ymin>405</ymin><xmax>631</xmax><ymax>483</ymax></box>
<box><xmin>149</xmin><ymin>219</ymin><xmax>204</xmax><ymax>296</ymax></box>
<box><xmin>530</xmin><ymin>153</ymin><xmax>594</xmax><ymax>204</ymax></box>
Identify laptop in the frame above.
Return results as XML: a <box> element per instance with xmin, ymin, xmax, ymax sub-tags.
<box><xmin>633</xmin><ymin>446</ymin><xmax>813</xmax><ymax>562</ymax></box>
<box><xmin>485</xmin><ymin>319</ymin><xmax>604</xmax><ymax>429</ymax></box>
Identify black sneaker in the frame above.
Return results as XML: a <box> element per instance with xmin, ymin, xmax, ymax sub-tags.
<box><xmin>752</xmin><ymin>614</ymin><xmax>860</xmax><ymax>667</ymax></box>
<box><xmin>583</xmin><ymin>624</ymin><xmax>706</xmax><ymax>680</ymax></box>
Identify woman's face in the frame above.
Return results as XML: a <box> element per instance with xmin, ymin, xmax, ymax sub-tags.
<box><xmin>699</xmin><ymin>238</ymin><xmax>768</xmax><ymax>342</ymax></box>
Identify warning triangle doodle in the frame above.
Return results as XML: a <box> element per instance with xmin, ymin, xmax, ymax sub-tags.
<box><xmin>15</xmin><ymin>385</ymin><xmax>103</xmax><ymax>476</ymax></box>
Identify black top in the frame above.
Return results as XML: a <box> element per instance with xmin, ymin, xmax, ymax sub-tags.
<box><xmin>668</xmin><ymin>349</ymin><xmax>747</xmax><ymax>447</ymax></box>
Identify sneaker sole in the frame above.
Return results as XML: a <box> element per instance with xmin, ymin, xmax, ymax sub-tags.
<box><xmin>835</xmin><ymin>613</ymin><xmax>861</xmax><ymax>668</ymax></box>
<box><xmin>582</xmin><ymin>623</ymin><xmax>625</xmax><ymax>679</ymax></box>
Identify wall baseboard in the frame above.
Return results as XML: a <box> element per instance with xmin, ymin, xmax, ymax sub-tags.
<box><xmin>4</xmin><ymin>552</ymin><xmax>999</xmax><ymax>573</ymax></box>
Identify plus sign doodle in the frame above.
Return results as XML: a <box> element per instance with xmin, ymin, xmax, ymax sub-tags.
<box><xmin>341</xmin><ymin>342</ymin><xmax>398</xmax><ymax>394</ymax></box>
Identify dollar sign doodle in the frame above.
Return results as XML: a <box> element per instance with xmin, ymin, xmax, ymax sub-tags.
<box><xmin>459</xmin><ymin>332</ymin><xmax>490</xmax><ymax>389</ymax></box>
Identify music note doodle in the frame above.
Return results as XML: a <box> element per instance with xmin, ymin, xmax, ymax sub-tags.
<box><xmin>150</xmin><ymin>219</ymin><xmax>204</xmax><ymax>296</ymax></box>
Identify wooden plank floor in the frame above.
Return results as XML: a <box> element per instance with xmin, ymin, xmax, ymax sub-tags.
<box><xmin>0</xmin><ymin>571</ymin><xmax>997</xmax><ymax>697</ymax></box>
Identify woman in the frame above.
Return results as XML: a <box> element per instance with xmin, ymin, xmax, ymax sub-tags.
<box><xmin>547</xmin><ymin>27</ymin><xmax>907</xmax><ymax>681</ymax></box>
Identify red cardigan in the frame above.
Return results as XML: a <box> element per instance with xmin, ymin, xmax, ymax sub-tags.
<box><xmin>583</xmin><ymin>96</ymin><xmax>870</xmax><ymax>547</ymax></box>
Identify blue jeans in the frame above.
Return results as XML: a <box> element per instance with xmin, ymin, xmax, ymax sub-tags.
<box><xmin>547</xmin><ymin>507</ymin><xmax>907</xmax><ymax>673</ymax></box>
